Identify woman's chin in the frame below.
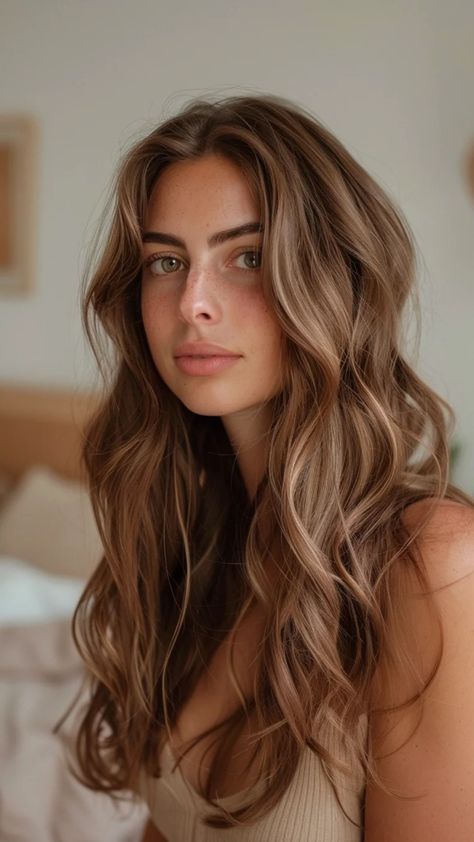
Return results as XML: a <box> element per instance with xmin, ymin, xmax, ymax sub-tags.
<box><xmin>180</xmin><ymin>398</ymin><xmax>238</xmax><ymax>417</ymax></box>
<box><xmin>175</xmin><ymin>389</ymin><xmax>250</xmax><ymax>418</ymax></box>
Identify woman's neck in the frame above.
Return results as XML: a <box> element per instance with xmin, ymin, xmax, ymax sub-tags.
<box><xmin>221</xmin><ymin>403</ymin><xmax>273</xmax><ymax>501</ymax></box>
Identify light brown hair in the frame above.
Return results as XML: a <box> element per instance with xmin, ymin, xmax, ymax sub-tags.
<box><xmin>63</xmin><ymin>93</ymin><xmax>474</xmax><ymax>830</ymax></box>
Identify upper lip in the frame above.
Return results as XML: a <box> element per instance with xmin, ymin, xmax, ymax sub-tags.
<box><xmin>174</xmin><ymin>342</ymin><xmax>240</xmax><ymax>357</ymax></box>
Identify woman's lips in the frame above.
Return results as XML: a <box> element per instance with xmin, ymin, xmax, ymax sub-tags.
<box><xmin>174</xmin><ymin>355</ymin><xmax>241</xmax><ymax>376</ymax></box>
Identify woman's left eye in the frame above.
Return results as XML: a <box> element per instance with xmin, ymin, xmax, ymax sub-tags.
<box><xmin>234</xmin><ymin>249</ymin><xmax>262</xmax><ymax>270</ymax></box>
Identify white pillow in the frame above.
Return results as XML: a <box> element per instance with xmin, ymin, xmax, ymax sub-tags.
<box><xmin>0</xmin><ymin>557</ymin><xmax>85</xmax><ymax>626</ymax></box>
<box><xmin>0</xmin><ymin>466</ymin><xmax>102</xmax><ymax>579</ymax></box>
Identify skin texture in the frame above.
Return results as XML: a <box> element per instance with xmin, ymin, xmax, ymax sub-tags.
<box><xmin>365</xmin><ymin>501</ymin><xmax>474</xmax><ymax>841</ymax></box>
<box><xmin>140</xmin><ymin>153</ymin><xmax>283</xmax><ymax>500</ymax></box>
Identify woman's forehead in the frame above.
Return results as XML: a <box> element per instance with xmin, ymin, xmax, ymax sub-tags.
<box><xmin>145</xmin><ymin>156</ymin><xmax>261</xmax><ymax>228</ymax></box>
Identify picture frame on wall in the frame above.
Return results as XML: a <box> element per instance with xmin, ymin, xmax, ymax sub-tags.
<box><xmin>0</xmin><ymin>115</ymin><xmax>38</xmax><ymax>295</ymax></box>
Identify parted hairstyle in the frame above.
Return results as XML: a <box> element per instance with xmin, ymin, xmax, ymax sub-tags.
<box><xmin>63</xmin><ymin>92</ymin><xmax>474</xmax><ymax>830</ymax></box>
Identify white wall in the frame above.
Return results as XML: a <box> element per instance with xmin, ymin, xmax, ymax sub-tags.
<box><xmin>0</xmin><ymin>0</ymin><xmax>472</xmax><ymax>493</ymax></box>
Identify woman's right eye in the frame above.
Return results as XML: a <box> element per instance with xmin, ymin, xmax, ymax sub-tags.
<box><xmin>144</xmin><ymin>254</ymin><xmax>184</xmax><ymax>275</ymax></box>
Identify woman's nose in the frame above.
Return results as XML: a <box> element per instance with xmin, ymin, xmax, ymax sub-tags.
<box><xmin>178</xmin><ymin>268</ymin><xmax>223</xmax><ymax>325</ymax></box>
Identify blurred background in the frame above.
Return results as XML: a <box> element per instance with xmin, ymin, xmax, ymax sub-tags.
<box><xmin>0</xmin><ymin>2</ymin><xmax>472</xmax><ymax>838</ymax></box>
<box><xmin>1</xmin><ymin>0</ymin><xmax>473</xmax><ymax>489</ymax></box>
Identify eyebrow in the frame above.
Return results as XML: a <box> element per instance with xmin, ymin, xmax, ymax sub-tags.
<box><xmin>142</xmin><ymin>221</ymin><xmax>263</xmax><ymax>249</ymax></box>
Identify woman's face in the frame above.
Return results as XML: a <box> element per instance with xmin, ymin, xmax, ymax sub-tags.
<box><xmin>140</xmin><ymin>153</ymin><xmax>283</xmax><ymax>420</ymax></box>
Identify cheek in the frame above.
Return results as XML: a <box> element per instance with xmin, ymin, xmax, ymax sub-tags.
<box><xmin>235</xmin><ymin>291</ymin><xmax>283</xmax><ymax>384</ymax></box>
<box><xmin>141</xmin><ymin>289</ymin><xmax>172</xmax><ymax>348</ymax></box>
<box><xmin>239</xmin><ymin>290</ymin><xmax>282</xmax><ymax>351</ymax></box>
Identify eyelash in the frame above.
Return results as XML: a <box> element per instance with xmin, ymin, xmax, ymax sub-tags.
<box><xmin>142</xmin><ymin>248</ymin><xmax>262</xmax><ymax>276</ymax></box>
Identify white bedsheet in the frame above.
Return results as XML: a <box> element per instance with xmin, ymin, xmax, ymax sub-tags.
<box><xmin>0</xmin><ymin>556</ymin><xmax>85</xmax><ymax>626</ymax></box>
<box><xmin>0</xmin><ymin>556</ymin><xmax>149</xmax><ymax>842</ymax></box>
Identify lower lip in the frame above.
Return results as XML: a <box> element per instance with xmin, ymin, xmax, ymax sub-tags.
<box><xmin>174</xmin><ymin>355</ymin><xmax>241</xmax><ymax>376</ymax></box>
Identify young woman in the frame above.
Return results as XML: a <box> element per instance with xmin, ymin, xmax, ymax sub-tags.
<box><xmin>69</xmin><ymin>93</ymin><xmax>474</xmax><ymax>841</ymax></box>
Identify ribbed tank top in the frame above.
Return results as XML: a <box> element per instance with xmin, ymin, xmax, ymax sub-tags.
<box><xmin>137</xmin><ymin>714</ymin><xmax>367</xmax><ymax>841</ymax></box>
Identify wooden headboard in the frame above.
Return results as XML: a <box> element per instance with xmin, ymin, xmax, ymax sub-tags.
<box><xmin>0</xmin><ymin>382</ymin><xmax>100</xmax><ymax>483</ymax></box>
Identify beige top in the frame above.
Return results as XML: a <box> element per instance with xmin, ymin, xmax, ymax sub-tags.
<box><xmin>138</xmin><ymin>715</ymin><xmax>367</xmax><ymax>841</ymax></box>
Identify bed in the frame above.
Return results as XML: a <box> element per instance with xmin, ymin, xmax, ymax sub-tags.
<box><xmin>0</xmin><ymin>382</ymin><xmax>149</xmax><ymax>842</ymax></box>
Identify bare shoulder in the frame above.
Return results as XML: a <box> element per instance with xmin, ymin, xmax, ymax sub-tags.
<box><xmin>370</xmin><ymin>498</ymin><xmax>474</xmax><ymax>702</ymax></box>
<box><xmin>400</xmin><ymin>496</ymin><xmax>474</xmax><ymax>586</ymax></box>
<box><xmin>404</xmin><ymin>492</ymin><xmax>474</xmax><ymax>572</ymax></box>
<box><xmin>365</xmin><ymin>498</ymin><xmax>474</xmax><ymax>841</ymax></box>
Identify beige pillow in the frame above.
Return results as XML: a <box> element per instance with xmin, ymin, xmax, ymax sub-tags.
<box><xmin>0</xmin><ymin>466</ymin><xmax>102</xmax><ymax>579</ymax></box>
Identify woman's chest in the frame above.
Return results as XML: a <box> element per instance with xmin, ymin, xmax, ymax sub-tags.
<box><xmin>168</xmin><ymin>601</ymin><xmax>268</xmax><ymax>799</ymax></box>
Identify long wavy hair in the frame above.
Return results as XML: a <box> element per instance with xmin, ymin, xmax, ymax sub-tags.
<box><xmin>64</xmin><ymin>93</ymin><xmax>474</xmax><ymax>830</ymax></box>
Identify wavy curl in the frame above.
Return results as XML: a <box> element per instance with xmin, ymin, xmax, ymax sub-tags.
<box><xmin>62</xmin><ymin>93</ymin><xmax>474</xmax><ymax>830</ymax></box>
